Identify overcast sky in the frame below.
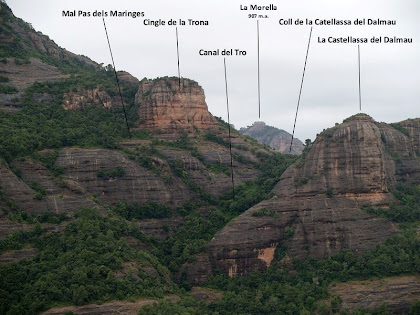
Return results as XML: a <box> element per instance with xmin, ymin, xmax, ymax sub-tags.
<box><xmin>7</xmin><ymin>0</ymin><xmax>419</xmax><ymax>141</ymax></box>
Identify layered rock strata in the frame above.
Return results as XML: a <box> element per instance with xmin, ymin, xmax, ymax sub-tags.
<box><xmin>135</xmin><ymin>78</ymin><xmax>219</xmax><ymax>132</ymax></box>
<box><xmin>56</xmin><ymin>148</ymin><xmax>191</xmax><ymax>207</ymax></box>
<box><xmin>0</xmin><ymin>160</ymin><xmax>98</xmax><ymax>216</ymax></box>
<box><xmin>62</xmin><ymin>88</ymin><xmax>120</xmax><ymax>110</ymax></box>
<box><xmin>330</xmin><ymin>276</ymin><xmax>420</xmax><ymax>313</ymax></box>
<box><xmin>207</xmin><ymin>114</ymin><xmax>419</xmax><ymax>278</ymax></box>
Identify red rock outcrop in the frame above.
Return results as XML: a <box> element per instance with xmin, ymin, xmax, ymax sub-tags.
<box><xmin>61</xmin><ymin>71</ymin><xmax>139</xmax><ymax>110</ymax></box>
<box><xmin>62</xmin><ymin>87</ymin><xmax>120</xmax><ymax>110</ymax></box>
<box><xmin>135</xmin><ymin>77</ymin><xmax>219</xmax><ymax>133</ymax></box>
<box><xmin>207</xmin><ymin>114</ymin><xmax>419</xmax><ymax>277</ymax></box>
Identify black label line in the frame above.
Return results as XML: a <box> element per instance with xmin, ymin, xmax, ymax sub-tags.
<box><xmin>289</xmin><ymin>26</ymin><xmax>313</xmax><ymax>153</ymax></box>
<box><xmin>102</xmin><ymin>17</ymin><xmax>131</xmax><ymax>138</ymax></box>
<box><xmin>257</xmin><ymin>20</ymin><xmax>261</xmax><ymax>118</ymax></box>
<box><xmin>358</xmin><ymin>45</ymin><xmax>362</xmax><ymax>112</ymax></box>
<box><xmin>224</xmin><ymin>58</ymin><xmax>235</xmax><ymax>198</ymax></box>
<box><xmin>176</xmin><ymin>27</ymin><xmax>181</xmax><ymax>88</ymax></box>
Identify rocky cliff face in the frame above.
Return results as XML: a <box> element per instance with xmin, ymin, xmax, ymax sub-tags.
<box><xmin>0</xmin><ymin>2</ymin><xmax>266</xmax><ymax>244</ymax></box>
<box><xmin>135</xmin><ymin>78</ymin><xmax>219</xmax><ymax>133</ymax></box>
<box><xmin>0</xmin><ymin>3</ymin><xmax>102</xmax><ymax>111</ymax></box>
<box><xmin>401</xmin><ymin>119</ymin><xmax>420</xmax><ymax>152</ymax></box>
<box><xmin>0</xmin><ymin>159</ymin><xmax>99</xmax><ymax>216</ymax></box>
<box><xmin>55</xmin><ymin>147</ymin><xmax>192</xmax><ymax>208</ymax></box>
<box><xmin>0</xmin><ymin>4</ymin><xmax>97</xmax><ymax>68</ymax></box>
<box><xmin>62</xmin><ymin>88</ymin><xmax>120</xmax><ymax>110</ymax></box>
<box><xmin>0</xmin><ymin>134</ymin><xmax>263</xmax><ymax>242</ymax></box>
<box><xmin>61</xmin><ymin>71</ymin><xmax>140</xmax><ymax>111</ymax></box>
<box><xmin>206</xmin><ymin>114</ymin><xmax>420</xmax><ymax>278</ymax></box>
<box><xmin>329</xmin><ymin>276</ymin><xmax>420</xmax><ymax>313</ymax></box>
<box><xmin>2</xmin><ymin>4</ymin><xmax>419</xmax><ymax>309</ymax></box>
<box><xmin>117</xmin><ymin>71</ymin><xmax>140</xmax><ymax>86</ymax></box>
<box><xmin>240</xmin><ymin>121</ymin><xmax>304</xmax><ymax>155</ymax></box>
<box><xmin>377</xmin><ymin>119</ymin><xmax>420</xmax><ymax>186</ymax></box>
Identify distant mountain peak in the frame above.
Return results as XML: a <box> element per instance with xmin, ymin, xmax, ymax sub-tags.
<box><xmin>239</xmin><ymin>121</ymin><xmax>304</xmax><ymax>154</ymax></box>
